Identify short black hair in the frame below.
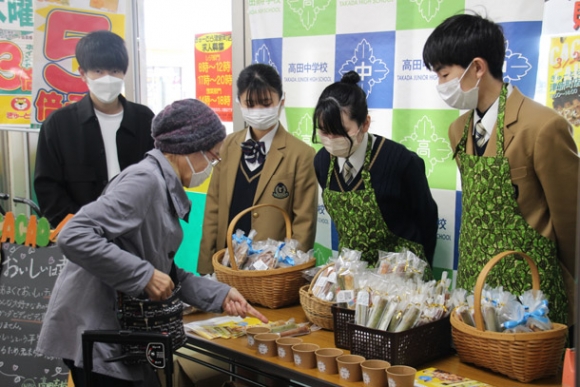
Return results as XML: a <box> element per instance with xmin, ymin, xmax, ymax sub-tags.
<box><xmin>311</xmin><ymin>71</ymin><xmax>368</xmax><ymax>147</ymax></box>
<box><xmin>236</xmin><ymin>63</ymin><xmax>283</xmax><ymax>107</ymax></box>
<box><xmin>423</xmin><ymin>14</ymin><xmax>505</xmax><ymax>81</ymax></box>
<box><xmin>75</xmin><ymin>30</ymin><xmax>129</xmax><ymax>73</ymax></box>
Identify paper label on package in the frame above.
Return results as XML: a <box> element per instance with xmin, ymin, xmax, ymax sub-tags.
<box><xmin>327</xmin><ymin>271</ymin><xmax>337</xmax><ymax>283</ymax></box>
<box><xmin>337</xmin><ymin>290</ymin><xmax>354</xmax><ymax>304</ymax></box>
<box><xmin>357</xmin><ymin>290</ymin><xmax>370</xmax><ymax>307</ymax></box>
<box><xmin>314</xmin><ymin>275</ymin><xmax>328</xmax><ymax>289</ymax></box>
<box><xmin>253</xmin><ymin>260</ymin><xmax>269</xmax><ymax>271</ymax></box>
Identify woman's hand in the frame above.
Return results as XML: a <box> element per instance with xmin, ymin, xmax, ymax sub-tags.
<box><xmin>144</xmin><ymin>269</ymin><xmax>174</xmax><ymax>301</ymax></box>
<box><xmin>222</xmin><ymin>288</ymin><xmax>268</xmax><ymax>323</ymax></box>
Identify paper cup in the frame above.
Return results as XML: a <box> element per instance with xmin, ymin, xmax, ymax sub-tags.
<box><xmin>245</xmin><ymin>326</ymin><xmax>270</xmax><ymax>349</ymax></box>
<box><xmin>315</xmin><ymin>348</ymin><xmax>343</xmax><ymax>374</ymax></box>
<box><xmin>276</xmin><ymin>337</ymin><xmax>303</xmax><ymax>362</ymax></box>
<box><xmin>361</xmin><ymin>359</ymin><xmax>391</xmax><ymax>387</ymax></box>
<box><xmin>291</xmin><ymin>343</ymin><xmax>320</xmax><ymax>369</ymax></box>
<box><xmin>254</xmin><ymin>333</ymin><xmax>280</xmax><ymax>357</ymax></box>
<box><xmin>386</xmin><ymin>365</ymin><xmax>416</xmax><ymax>387</ymax></box>
<box><xmin>336</xmin><ymin>354</ymin><xmax>365</xmax><ymax>382</ymax></box>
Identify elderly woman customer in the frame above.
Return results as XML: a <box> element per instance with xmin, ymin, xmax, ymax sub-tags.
<box><xmin>36</xmin><ymin>99</ymin><xmax>267</xmax><ymax>387</ymax></box>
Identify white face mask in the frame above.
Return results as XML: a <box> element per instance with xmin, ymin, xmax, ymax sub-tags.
<box><xmin>318</xmin><ymin>129</ymin><xmax>362</xmax><ymax>158</ymax></box>
<box><xmin>240</xmin><ymin>95</ymin><xmax>284</xmax><ymax>131</ymax></box>
<box><xmin>185</xmin><ymin>152</ymin><xmax>213</xmax><ymax>188</ymax></box>
<box><xmin>86</xmin><ymin>75</ymin><xmax>124</xmax><ymax>104</ymax></box>
<box><xmin>436</xmin><ymin>61</ymin><xmax>480</xmax><ymax>110</ymax></box>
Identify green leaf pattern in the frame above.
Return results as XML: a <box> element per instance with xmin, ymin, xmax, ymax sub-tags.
<box><xmin>456</xmin><ymin>84</ymin><xmax>567</xmax><ymax>324</ymax></box>
<box><xmin>322</xmin><ymin>138</ymin><xmax>432</xmax><ymax>280</ymax></box>
<box><xmin>414</xmin><ymin>0</ymin><xmax>443</xmax><ymax>23</ymax></box>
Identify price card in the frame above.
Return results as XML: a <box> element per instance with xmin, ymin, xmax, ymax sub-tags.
<box><xmin>337</xmin><ymin>289</ymin><xmax>355</xmax><ymax>304</ymax></box>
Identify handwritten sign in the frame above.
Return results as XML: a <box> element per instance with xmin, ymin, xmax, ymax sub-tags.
<box><xmin>0</xmin><ymin>242</ymin><xmax>68</xmax><ymax>386</ymax></box>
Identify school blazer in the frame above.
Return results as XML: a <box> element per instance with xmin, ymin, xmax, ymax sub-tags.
<box><xmin>197</xmin><ymin>125</ymin><xmax>318</xmax><ymax>275</ymax></box>
<box><xmin>449</xmin><ymin>86</ymin><xmax>578</xmax><ymax>323</ymax></box>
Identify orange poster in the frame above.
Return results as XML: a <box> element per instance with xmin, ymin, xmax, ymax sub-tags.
<box><xmin>195</xmin><ymin>32</ymin><xmax>233</xmax><ymax>122</ymax></box>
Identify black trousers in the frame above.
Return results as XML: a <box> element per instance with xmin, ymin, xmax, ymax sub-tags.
<box><xmin>63</xmin><ymin>359</ymin><xmax>156</xmax><ymax>387</ymax></box>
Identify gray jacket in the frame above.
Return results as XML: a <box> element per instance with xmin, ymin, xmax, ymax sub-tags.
<box><xmin>36</xmin><ymin>149</ymin><xmax>230</xmax><ymax>382</ymax></box>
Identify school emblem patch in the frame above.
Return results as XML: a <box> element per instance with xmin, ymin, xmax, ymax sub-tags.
<box><xmin>272</xmin><ymin>182</ymin><xmax>289</xmax><ymax>199</ymax></box>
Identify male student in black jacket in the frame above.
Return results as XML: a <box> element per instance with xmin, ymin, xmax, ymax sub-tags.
<box><xmin>35</xmin><ymin>30</ymin><xmax>154</xmax><ymax>227</ymax></box>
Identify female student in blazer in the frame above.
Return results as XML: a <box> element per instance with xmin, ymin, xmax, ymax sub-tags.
<box><xmin>197</xmin><ymin>63</ymin><xmax>318</xmax><ymax>275</ymax></box>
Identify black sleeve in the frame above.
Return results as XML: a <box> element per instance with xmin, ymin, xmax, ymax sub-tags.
<box><xmin>34</xmin><ymin>115</ymin><xmax>80</xmax><ymax>228</ymax></box>
<box><xmin>139</xmin><ymin>105</ymin><xmax>155</xmax><ymax>153</ymax></box>
<box><xmin>313</xmin><ymin>148</ymin><xmax>330</xmax><ymax>189</ymax></box>
<box><xmin>401</xmin><ymin>153</ymin><xmax>439</xmax><ymax>266</ymax></box>
<box><xmin>118</xmin><ymin>103</ymin><xmax>155</xmax><ymax>169</ymax></box>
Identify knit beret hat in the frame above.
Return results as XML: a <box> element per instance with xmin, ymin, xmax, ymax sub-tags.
<box><xmin>151</xmin><ymin>99</ymin><xmax>226</xmax><ymax>154</ymax></box>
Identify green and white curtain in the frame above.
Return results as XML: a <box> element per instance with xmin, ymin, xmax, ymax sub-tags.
<box><xmin>247</xmin><ymin>0</ymin><xmax>552</xmax><ymax>283</ymax></box>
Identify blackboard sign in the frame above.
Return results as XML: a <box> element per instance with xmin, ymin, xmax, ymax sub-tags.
<box><xmin>0</xmin><ymin>242</ymin><xmax>69</xmax><ymax>387</ymax></box>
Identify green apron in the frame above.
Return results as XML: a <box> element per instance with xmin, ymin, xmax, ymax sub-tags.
<box><xmin>323</xmin><ymin>137</ymin><xmax>431</xmax><ymax>278</ymax></box>
<box><xmin>456</xmin><ymin>84</ymin><xmax>568</xmax><ymax>324</ymax></box>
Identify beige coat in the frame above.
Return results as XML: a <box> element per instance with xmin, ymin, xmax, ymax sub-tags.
<box><xmin>197</xmin><ymin>125</ymin><xmax>318</xmax><ymax>275</ymax></box>
<box><xmin>449</xmin><ymin>87</ymin><xmax>578</xmax><ymax>324</ymax></box>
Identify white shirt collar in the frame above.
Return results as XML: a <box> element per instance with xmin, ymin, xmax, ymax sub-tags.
<box><xmin>244</xmin><ymin>122</ymin><xmax>279</xmax><ymax>154</ymax></box>
<box><xmin>337</xmin><ymin>132</ymin><xmax>372</xmax><ymax>175</ymax></box>
<box><xmin>473</xmin><ymin>83</ymin><xmax>513</xmax><ymax>142</ymax></box>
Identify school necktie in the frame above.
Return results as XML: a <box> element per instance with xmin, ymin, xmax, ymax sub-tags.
<box><xmin>343</xmin><ymin>159</ymin><xmax>355</xmax><ymax>185</ymax></box>
<box><xmin>241</xmin><ymin>139</ymin><xmax>266</xmax><ymax>165</ymax></box>
<box><xmin>474</xmin><ymin>121</ymin><xmax>487</xmax><ymax>148</ymax></box>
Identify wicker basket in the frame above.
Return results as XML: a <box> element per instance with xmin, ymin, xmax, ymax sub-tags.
<box><xmin>299</xmin><ymin>264</ymin><xmax>336</xmax><ymax>330</ymax></box>
<box><xmin>450</xmin><ymin>250</ymin><xmax>568</xmax><ymax>383</ymax></box>
<box><xmin>212</xmin><ymin>204</ymin><xmax>315</xmax><ymax>309</ymax></box>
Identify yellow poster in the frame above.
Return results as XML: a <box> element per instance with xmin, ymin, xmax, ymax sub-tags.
<box><xmin>0</xmin><ymin>95</ymin><xmax>31</xmax><ymax>124</ymax></box>
<box><xmin>547</xmin><ymin>35</ymin><xmax>580</xmax><ymax>146</ymax></box>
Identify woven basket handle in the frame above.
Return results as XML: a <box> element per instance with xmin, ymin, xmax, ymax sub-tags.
<box><xmin>225</xmin><ymin>203</ymin><xmax>292</xmax><ymax>271</ymax></box>
<box><xmin>473</xmin><ymin>250</ymin><xmax>540</xmax><ymax>331</ymax></box>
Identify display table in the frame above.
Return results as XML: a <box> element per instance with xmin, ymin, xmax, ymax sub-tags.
<box><xmin>179</xmin><ymin>304</ymin><xmax>562</xmax><ymax>387</ymax></box>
